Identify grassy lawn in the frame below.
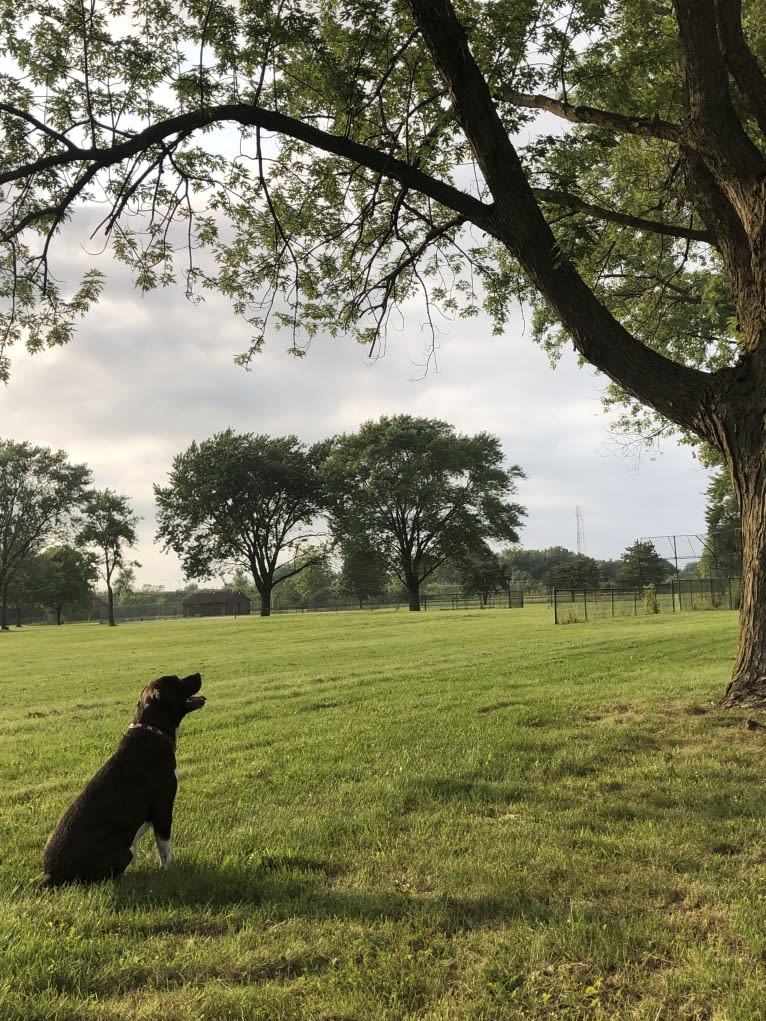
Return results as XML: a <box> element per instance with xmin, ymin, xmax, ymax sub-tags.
<box><xmin>2</xmin><ymin>605</ymin><xmax>765</xmax><ymax>1019</ymax></box>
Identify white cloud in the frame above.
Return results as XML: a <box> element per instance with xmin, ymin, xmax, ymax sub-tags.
<box><xmin>1</xmin><ymin>251</ymin><xmax>710</xmax><ymax>585</ymax></box>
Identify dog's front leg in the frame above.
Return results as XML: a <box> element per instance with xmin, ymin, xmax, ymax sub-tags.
<box><xmin>151</xmin><ymin>794</ymin><xmax>175</xmax><ymax>868</ymax></box>
<box><xmin>154</xmin><ymin>832</ymin><xmax>173</xmax><ymax>867</ymax></box>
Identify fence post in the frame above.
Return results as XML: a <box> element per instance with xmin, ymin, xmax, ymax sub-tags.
<box><xmin>584</xmin><ymin>588</ymin><xmax>588</xmax><ymax>621</ymax></box>
<box><xmin>634</xmin><ymin>588</ymin><xmax>638</xmax><ymax>616</ymax></box>
<box><xmin>611</xmin><ymin>587</ymin><xmax>615</xmax><ymax>618</ymax></box>
<box><xmin>553</xmin><ymin>588</ymin><xmax>558</xmax><ymax>625</ymax></box>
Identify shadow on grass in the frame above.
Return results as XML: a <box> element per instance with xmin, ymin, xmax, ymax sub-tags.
<box><xmin>112</xmin><ymin>855</ymin><xmax>558</xmax><ymax>934</ymax></box>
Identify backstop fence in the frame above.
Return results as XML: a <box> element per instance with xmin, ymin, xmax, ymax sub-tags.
<box><xmin>553</xmin><ymin>577</ymin><xmax>741</xmax><ymax>624</ymax></box>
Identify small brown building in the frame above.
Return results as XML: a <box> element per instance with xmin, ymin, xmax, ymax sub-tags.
<box><xmin>182</xmin><ymin>589</ymin><xmax>251</xmax><ymax>618</ymax></box>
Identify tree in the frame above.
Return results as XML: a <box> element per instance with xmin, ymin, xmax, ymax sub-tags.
<box><xmin>616</xmin><ymin>541</ymin><xmax>674</xmax><ymax>589</ymax></box>
<box><xmin>501</xmin><ymin>546</ymin><xmax>586</xmax><ymax>589</ymax></box>
<box><xmin>23</xmin><ymin>545</ymin><xmax>99</xmax><ymax>625</ymax></box>
<box><xmin>546</xmin><ymin>554</ymin><xmax>602</xmax><ymax>595</ymax></box>
<box><xmin>0</xmin><ymin>440</ymin><xmax>91</xmax><ymax>631</ymax></box>
<box><xmin>3</xmin><ymin>3</ymin><xmax>766</xmax><ymax>700</ymax></box>
<box><xmin>154</xmin><ymin>431</ymin><xmax>327</xmax><ymax>616</ymax></box>
<box><xmin>458</xmin><ymin>542</ymin><xmax>510</xmax><ymax>606</ymax></box>
<box><xmin>338</xmin><ymin>537</ymin><xmax>391</xmax><ymax>608</ymax></box>
<box><xmin>322</xmin><ymin>415</ymin><xmax>525</xmax><ymax>611</ymax></box>
<box><xmin>699</xmin><ymin>468</ymin><xmax>742</xmax><ymax>578</ymax></box>
<box><xmin>78</xmin><ymin>490</ymin><xmax>140</xmax><ymax>627</ymax></box>
<box><xmin>113</xmin><ymin>565</ymin><xmax>138</xmax><ymax>604</ymax></box>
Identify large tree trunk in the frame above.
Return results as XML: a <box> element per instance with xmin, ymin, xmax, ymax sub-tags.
<box><xmin>408</xmin><ymin>577</ymin><xmax>421</xmax><ymax>611</ymax></box>
<box><xmin>720</xmin><ymin>445</ymin><xmax>766</xmax><ymax>707</ymax></box>
<box><xmin>107</xmin><ymin>583</ymin><xmax>116</xmax><ymax>627</ymax></box>
<box><xmin>259</xmin><ymin>589</ymin><xmax>272</xmax><ymax>617</ymax></box>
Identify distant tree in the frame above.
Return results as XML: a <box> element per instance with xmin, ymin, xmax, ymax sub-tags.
<box><xmin>616</xmin><ymin>541</ymin><xmax>673</xmax><ymax>588</ymax></box>
<box><xmin>597</xmin><ymin>559</ymin><xmax>622</xmax><ymax>585</ymax></box>
<box><xmin>113</xmin><ymin>565</ymin><xmax>138</xmax><ymax>604</ymax></box>
<box><xmin>0</xmin><ymin>440</ymin><xmax>91</xmax><ymax>631</ymax></box>
<box><xmin>501</xmin><ymin>546</ymin><xmax>579</xmax><ymax>587</ymax></box>
<box><xmin>338</xmin><ymin>537</ymin><xmax>390</xmax><ymax>608</ymax></box>
<box><xmin>27</xmin><ymin>546</ymin><xmax>98</xmax><ymax>624</ymax></box>
<box><xmin>230</xmin><ymin>567</ymin><xmax>257</xmax><ymax>602</ymax></box>
<box><xmin>679</xmin><ymin>561</ymin><xmax>701</xmax><ymax>580</ymax></box>
<box><xmin>292</xmin><ymin>552</ymin><xmax>337</xmax><ymax>608</ymax></box>
<box><xmin>546</xmin><ymin>554</ymin><xmax>601</xmax><ymax>594</ymax></box>
<box><xmin>458</xmin><ymin>543</ymin><xmax>510</xmax><ymax>606</ymax></box>
<box><xmin>78</xmin><ymin>490</ymin><xmax>140</xmax><ymax>627</ymax></box>
<box><xmin>323</xmin><ymin>416</ymin><xmax>525</xmax><ymax>611</ymax></box>
<box><xmin>506</xmin><ymin>567</ymin><xmax>536</xmax><ymax>590</ymax></box>
<box><xmin>425</xmin><ymin>560</ymin><xmax>464</xmax><ymax>588</ymax></box>
<box><xmin>154</xmin><ymin>431</ymin><xmax>327</xmax><ymax>616</ymax></box>
<box><xmin>699</xmin><ymin>468</ymin><xmax>741</xmax><ymax>578</ymax></box>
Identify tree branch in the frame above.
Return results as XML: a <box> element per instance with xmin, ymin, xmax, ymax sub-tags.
<box><xmin>0</xmin><ymin>102</ymin><xmax>495</xmax><ymax>238</ymax></box>
<box><xmin>499</xmin><ymin>90</ymin><xmax>683</xmax><ymax>144</ymax></box>
<box><xmin>672</xmin><ymin>0</ymin><xmax>764</xmax><ymax>189</ymax></box>
<box><xmin>534</xmin><ymin>187</ymin><xmax>712</xmax><ymax>243</ymax></box>
<box><xmin>714</xmin><ymin>0</ymin><xmax>766</xmax><ymax>138</ymax></box>
<box><xmin>408</xmin><ymin>0</ymin><xmax>717</xmax><ymax>442</ymax></box>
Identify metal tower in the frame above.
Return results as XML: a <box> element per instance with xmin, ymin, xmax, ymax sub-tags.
<box><xmin>576</xmin><ymin>505</ymin><xmax>586</xmax><ymax>555</ymax></box>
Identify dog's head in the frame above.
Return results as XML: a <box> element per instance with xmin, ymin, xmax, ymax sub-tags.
<box><xmin>133</xmin><ymin>673</ymin><xmax>206</xmax><ymax>730</ymax></box>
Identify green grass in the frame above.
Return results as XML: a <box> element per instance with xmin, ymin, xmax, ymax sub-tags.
<box><xmin>3</xmin><ymin>606</ymin><xmax>765</xmax><ymax>1019</ymax></box>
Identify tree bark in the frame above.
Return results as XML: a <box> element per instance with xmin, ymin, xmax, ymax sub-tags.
<box><xmin>720</xmin><ymin>428</ymin><xmax>766</xmax><ymax>706</ymax></box>
<box><xmin>259</xmin><ymin>589</ymin><xmax>272</xmax><ymax>617</ymax></box>
<box><xmin>408</xmin><ymin>578</ymin><xmax>421</xmax><ymax>611</ymax></box>
<box><xmin>107</xmin><ymin>583</ymin><xmax>116</xmax><ymax>627</ymax></box>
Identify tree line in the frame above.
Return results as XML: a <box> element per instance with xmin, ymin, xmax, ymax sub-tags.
<box><xmin>234</xmin><ymin>541</ymin><xmax>689</xmax><ymax>613</ymax></box>
<box><xmin>0</xmin><ymin>415</ymin><xmax>526</xmax><ymax>623</ymax></box>
<box><xmin>3</xmin><ymin>415</ymin><xmax>716</xmax><ymax>629</ymax></box>
<box><xmin>154</xmin><ymin>415</ymin><xmax>525</xmax><ymax>616</ymax></box>
<box><xmin>0</xmin><ymin>440</ymin><xmax>139</xmax><ymax>629</ymax></box>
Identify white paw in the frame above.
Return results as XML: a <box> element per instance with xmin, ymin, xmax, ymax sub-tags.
<box><xmin>155</xmin><ymin>836</ymin><xmax>173</xmax><ymax>867</ymax></box>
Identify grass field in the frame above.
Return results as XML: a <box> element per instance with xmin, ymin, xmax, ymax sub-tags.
<box><xmin>3</xmin><ymin>605</ymin><xmax>766</xmax><ymax>1020</ymax></box>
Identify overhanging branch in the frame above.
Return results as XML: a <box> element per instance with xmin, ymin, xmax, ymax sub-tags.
<box><xmin>534</xmin><ymin>188</ymin><xmax>712</xmax><ymax>243</ymax></box>
<box><xmin>500</xmin><ymin>90</ymin><xmax>683</xmax><ymax>144</ymax></box>
<box><xmin>0</xmin><ymin>103</ymin><xmax>495</xmax><ymax>240</ymax></box>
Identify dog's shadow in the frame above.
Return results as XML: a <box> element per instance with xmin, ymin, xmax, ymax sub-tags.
<box><xmin>113</xmin><ymin>854</ymin><xmax>550</xmax><ymax>935</ymax></box>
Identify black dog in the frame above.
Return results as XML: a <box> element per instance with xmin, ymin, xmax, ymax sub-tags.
<box><xmin>41</xmin><ymin>673</ymin><xmax>205</xmax><ymax>887</ymax></box>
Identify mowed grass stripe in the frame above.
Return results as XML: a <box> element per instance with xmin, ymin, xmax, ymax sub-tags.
<box><xmin>4</xmin><ymin>607</ymin><xmax>766</xmax><ymax>1020</ymax></box>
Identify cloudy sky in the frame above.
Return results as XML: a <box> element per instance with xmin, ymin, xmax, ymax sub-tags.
<box><xmin>2</xmin><ymin>248</ymin><xmax>711</xmax><ymax>588</ymax></box>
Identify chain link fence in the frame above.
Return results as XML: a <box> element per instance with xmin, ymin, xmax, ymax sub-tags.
<box><xmin>11</xmin><ymin>589</ymin><xmax>531</xmax><ymax>625</ymax></box>
<box><xmin>553</xmin><ymin>577</ymin><xmax>741</xmax><ymax>624</ymax></box>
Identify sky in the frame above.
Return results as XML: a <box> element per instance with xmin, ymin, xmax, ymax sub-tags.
<box><xmin>0</xmin><ymin>241</ymin><xmax>712</xmax><ymax>590</ymax></box>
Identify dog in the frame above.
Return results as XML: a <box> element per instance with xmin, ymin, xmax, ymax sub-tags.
<box><xmin>41</xmin><ymin>673</ymin><xmax>205</xmax><ymax>887</ymax></box>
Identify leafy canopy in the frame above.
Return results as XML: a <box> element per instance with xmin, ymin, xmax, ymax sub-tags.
<box><xmin>322</xmin><ymin>414</ymin><xmax>526</xmax><ymax>591</ymax></box>
<box><xmin>153</xmin><ymin>430</ymin><xmax>327</xmax><ymax>604</ymax></box>
<box><xmin>0</xmin><ymin>0</ymin><xmax>751</xmax><ymax>411</ymax></box>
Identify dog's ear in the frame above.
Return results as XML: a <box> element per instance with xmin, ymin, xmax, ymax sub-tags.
<box><xmin>137</xmin><ymin>686</ymin><xmax>156</xmax><ymax>707</ymax></box>
<box><xmin>137</xmin><ymin>679</ymin><xmax>174</xmax><ymax>706</ymax></box>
